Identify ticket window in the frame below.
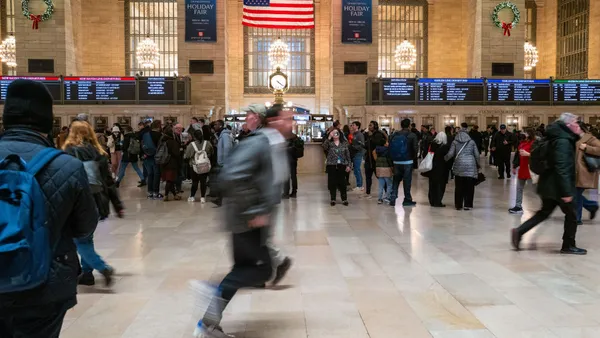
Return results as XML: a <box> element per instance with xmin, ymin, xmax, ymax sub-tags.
<box><xmin>486</xmin><ymin>116</ymin><xmax>499</xmax><ymax>129</ymax></box>
<box><xmin>465</xmin><ymin>116</ymin><xmax>479</xmax><ymax>130</ymax></box>
<box><xmin>310</xmin><ymin>115</ymin><xmax>333</xmax><ymax>142</ymax></box>
<box><xmin>526</xmin><ymin>116</ymin><xmax>541</xmax><ymax>128</ymax></box>
<box><xmin>421</xmin><ymin>116</ymin><xmax>436</xmax><ymax>131</ymax></box>
<box><xmin>116</xmin><ymin>116</ymin><xmax>132</xmax><ymax>129</ymax></box>
<box><xmin>94</xmin><ymin>117</ymin><xmax>109</xmax><ymax>131</ymax></box>
<box><xmin>443</xmin><ymin>116</ymin><xmax>457</xmax><ymax>128</ymax></box>
<box><xmin>506</xmin><ymin>117</ymin><xmax>519</xmax><ymax>132</ymax></box>
<box><xmin>163</xmin><ymin>116</ymin><xmax>178</xmax><ymax>128</ymax></box>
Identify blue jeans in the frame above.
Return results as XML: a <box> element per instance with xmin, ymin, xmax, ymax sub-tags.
<box><xmin>116</xmin><ymin>160</ymin><xmax>144</xmax><ymax>183</ymax></box>
<box><xmin>391</xmin><ymin>164</ymin><xmax>413</xmax><ymax>204</ymax></box>
<box><xmin>352</xmin><ymin>153</ymin><xmax>363</xmax><ymax>188</ymax></box>
<box><xmin>576</xmin><ymin>187</ymin><xmax>598</xmax><ymax>222</ymax></box>
<box><xmin>75</xmin><ymin>234</ymin><xmax>107</xmax><ymax>273</ymax></box>
<box><xmin>378</xmin><ymin>177</ymin><xmax>393</xmax><ymax>200</ymax></box>
<box><xmin>143</xmin><ymin>157</ymin><xmax>160</xmax><ymax>194</ymax></box>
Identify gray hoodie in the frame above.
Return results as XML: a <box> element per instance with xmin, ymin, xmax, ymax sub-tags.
<box><xmin>444</xmin><ymin>129</ymin><xmax>480</xmax><ymax>178</ymax></box>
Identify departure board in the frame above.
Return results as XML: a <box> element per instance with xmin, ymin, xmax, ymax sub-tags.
<box><xmin>487</xmin><ymin>79</ymin><xmax>551</xmax><ymax>104</ymax></box>
<box><xmin>381</xmin><ymin>78</ymin><xmax>416</xmax><ymax>103</ymax></box>
<box><xmin>553</xmin><ymin>80</ymin><xmax>600</xmax><ymax>104</ymax></box>
<box><xmin>139</xmin><ymin>77</ymin><xmax>175</xmax><ymax>103</ymax></box>
<box><xmin>63</xmin><ymin>77</ymin><xmax>136</xmax><ymax>103</ymax></box>
<box><xmin>418</xmin><ymin>78</ymin><xmax>484</xmax><ymax>104</ymax></box>
<box><xmin>0</xmin><ymin>76</ymin><xmax>61</xmax><ymax>104</ymax></box>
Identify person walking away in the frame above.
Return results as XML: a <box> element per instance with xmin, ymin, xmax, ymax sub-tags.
<box><xmin>115</xmin><ymin>125</ymin><xmax>145</xmax><ymax>188</ymax></box>
<box><xmin>508</xmin><ymin>128</ymin><xmax>536</xmax><ymax>214</ymax></box>
<box><xmin>349</xmin><ymin>121</ymin><xmax>365</xmax><ymax>192</ymax></box>
<box><xmin>365</xmin><ymin>121</ymin><xmax>387</xmax><ymax>199</ymax></box>
<box><xmin>0</xmin><ymin>80</ymin><xmax>99</xmax><ymax>337</ymax></box>
<box><xmin>283</xmin><ymin>132</ymin><xmax>304</xmax><ymax>198</ymax></box>
<box><xmin>62</xmin><ymin>121</ymin><xmax>118</xmax><ymax>286</ymax></box>
<box><xmin>185</xmin><ymin>129</ymin><xmax>213</xmax><ymax>203</ymax></box>
<box><xmin>140</xmin><ymin>120</ymin><xmax>163</xmax><ymax>199</ymax></box>
<box><xmin>482</xmin><ymin>127</ymin><xmax>491</xmax><ymax>157</ymax></box>
<box><xmin>191</xmin><ymin>105</ymin><xmax>293</xmax><ymax>338</ymax></box>
<box><xmin>374</xmin><ymin>142</ymin><xmax>393</xmax><ymax>204</ymax></box>
<box><xmin>107</xmin><ymin>126</ymin><xmax>123</xmax><ymax>177</ymax></box>
<box><xmin>469</xmin><ymin>125</ymin><xmax>483</xmax><ymax>154</ymax></box>
<box><xmin>420</xmin><ymin>125</ymin><xmax>433</xmax><ymax>159</ymax></box>
<box><xmin>389</xmin><ymin>118</ymin><xmax>419</xmax><ymax>207</ymax></box>
<box><xmin>445</xmin><ymin>123</ymin><xmax>480</xmax><ymax>210</ymax></box>
<box><xmin>136</xmin><ymin>121</ymin><xmax>148</xmax><ymax>186</ymax></box>
<box><xmin>212</xmin><ymin>120</ymin><xmax>234</xmax><ymax>206</ymax></box>
<box><xmin>574</xmin><ymin>122</ymin><xmax>600</xmax><ymax>224</ymax></box>
<box><xmin>158</xmin><ymin>126</ymin><xmax>182</xmax><ymax>201</ymax></box>
<box><xmin>426</xmin><ymin>132</ymin><xmax>451</xmax><ymax>207</ymax></box>
<box><xmin>323</xmin><ymin>128</ymin><xmax>352</xmax><ymax>206</ymax></box>
<box><xmin>511</xmin><ymin>113</ymin><xmax>586</xmax><ymax>255</ymax></box>
<box><xmin>492</xmin><ymin>125</ymin><xmax>516</xmax><ymax>177</ymax></box>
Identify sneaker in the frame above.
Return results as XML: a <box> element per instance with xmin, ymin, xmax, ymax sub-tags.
<box><xmin>101</xmin><ymin>266</ymin><xmax>115</xmax><ymax>287</ymax></box>
<box><xmin>188</xmin><ymin>197</ymin><xmax>196</xmax><ymax>202</ymax></box>
<box><xmin>352</xmin><ymin>187</ymin><xmax>361</xmax><ymax>192</ymax></box>
<box><xmin>78</xmin><ymin>271</ymin><xmax>95</xmax><ymax>286</ymax></box>
<box><xmin>282</xmin><ymin>194</ymin><xmax>290</xmax><ymax>200</ymax></box>
<box><xmin>116</xmin><ymin>210</ymin><xmax>125</xmax><ymax>219</ymax></box>
<box><xmin>498</xmin><ymin>176</ymin><xmax>504</xmax><ymax>180</ymax></box>
<box><xmin>193</xmin><ymin>322</ymin><xmax>233</xmax><ymax>338</ymax></box>
<box><xmin>365</xmin><ymin>194</ymin><xmax>373</xmax><ymax>200</ymax></box>
<box><xmin>463</xmin><ymin>207</ymin><xmax>472</xmax><ymax>211</ymax></box>
<box><xmin>155</xmin><ymin>193</ymin><xmax>164</xmax><ymax>199</ymax></box>
<box><xmin>591</xmin><ymin>206</ymin><xmax>599</xmax><ymax>220</ymax></box>
<box><xmin>383</xmin><ymin>198</ymin><xmax>390</xmax><ymax>204</ymax></box>
<box><xmin>147</xmin><ymin>193</ymin><xmax>154</xmax><ymax>199</ymax></box>
<box><xmin>509</xmin><ymin>207</ymin><xmax>523</xmax><ymax>214</ymax></box>
<box><xmin>377</xmin><ymin>199</ymin><xmax>383</xmax><ymax>204</ymax></box>
<box><xmin>402</xmin><ymin>200</ymin><xmax>417</xmax><ymax>207</ymax></box>
<box><xmin>342</xmin><ymin>200</ymin><xmax>349</xmax><ymax>206</ymax></box>
<box><xmin>272</xmin><ymin>257</ymin><xmax>292</xmax><ymax>286</ymax></box>
<box><xmin>137</xmin><ymin>182</ymin><xmax>147</xmax><ymax>187</ymax></box>
<box><xmin>290</xmin><ymin>192</ymin><xmax>297</xmax><ymax>198</ymax></box>
<box><xmin>577</xmin><ymin>220</ymin><xmax>583</xmax><ymax>226</ymax></box>
<box><xmin>511</xmin><ymin>228</ymin><xmax>521</xmax><ymax>251</ymax></box>
<box><xmin>330</xmin><ymin>201</ymin><xmax>336</xmax><ymax>206</ymax></box>
<box><xmin>201</xmin><ymin>197</ymin><xmax>206</xmax><ymax>204</ymax></box>
<box><xmin>507</xmin><ymin>174</ymin><xmax>512</xmax><ymax>179</ymax></box>
<box><xmin>560</xmin><ymin>246</ymin><xmax>587</xmax><ymax>255</ymax></box>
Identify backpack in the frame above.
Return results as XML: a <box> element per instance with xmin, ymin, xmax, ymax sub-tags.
<box><xmin>0</xmin><ymin>148</ymin><xmax>63</xmax><ymax>293</ymax></box>
<box><xmin>142</xmin><ymin>132</ymin><xmax>156</xmax><ymax>156</ymax></box>
<box><xmin>293</xmin><ymin>137</ymin><xmax>305</xmax><ymax>159</ymax></box>
<box><xmin>73</xmin><ymin>148</ymin><xmax>104</xmax><ymax>193</ymax></box>
<box><xmin>155</xmin><ymin>139</ymin><xmax>171</xmax><ymax>165</ymax></box>
<box><xmin>106</xmin><ymin>135</ymin><xmax>115</xmax><ymax>149</ymax></box>
<box><xmin>529</xmin><ymin>137</ymin><xmax>550</xmax><ymax>175</ymax></box>
<box><xmin>389</xmin><ymin>132</ymin><xmax>410</xmax><ymax>162</ymax></box>
<box><xmin>191</xmin><ymin>141</ymin><xmax>212</xmax><ymax>174</ymax></box>
<box><xmin>128</xmin><ymin>137</ymin><xmax>141</xmax><ymax>155</ymax></box>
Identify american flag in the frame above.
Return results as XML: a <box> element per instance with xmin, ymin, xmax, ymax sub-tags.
<box><xmin>243</xmin><ymin>0</ymin><xmax>315</xmax><ymax>30</ymax></box>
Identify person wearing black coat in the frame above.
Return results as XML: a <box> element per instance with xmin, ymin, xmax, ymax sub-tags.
<box><xmin>491</xmin><ymin>124</ymin><xmax>516</xmax><ymax>179</ymax></box>
<box><xmin>423</xmin><ymin>132</ymin><xmax>451</xmax><ymax>207</ymax></box>
<box><xmin>469</xmin><ymin>125</ymin><xmax>483</xmax><ymax>153</ymax></box>
<box><xmin>160</xmin><ymin>126</ymin><xmax>183</xmax><ymax>201</ymax></box>
<box><xmin>115</xmin><ymin>126</ymin><xmax>145</xmax><ymax>187</ymax></box>
<box><xmin>364</xmin><ymin>121</ymin><xmax>387</xmax><ymax>197</ymax></box>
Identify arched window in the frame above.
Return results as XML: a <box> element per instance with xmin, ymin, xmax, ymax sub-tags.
<box><xmin>125</xmin><ymin>0</ymin><xmax>178</xmax><ymax>76</ymax></box>
<box><xmin>377</xmin><ymin>0</ymin><xmax>428</xmax><ymax>78</ymax></box>
<box><xmin>0</xmin><ymin>0</ymin><xmax>16</xmax><ymax>75</ymax></box>
<box><xmin>557</xmin><ymin>0</ymin><xmax>589</xmax><ymax>79</ymax></box>
<box><xmin>244</xmin><ymin>28</ymin><xmax>315</xmax><ymax>94</ymax></box>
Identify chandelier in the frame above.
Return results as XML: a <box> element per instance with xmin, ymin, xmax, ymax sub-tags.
<box><xmin>394</xmin><ymin>40</ymin><xmax>417</xmax><ymax>70</ymax></box>
<box><xmin>0</xmin><ymin>35</ymin><xmax>17</xmax><ymax>68</ymax></box>
<box><xmin>524</xmin><ymin>42</ymin><xmax>539</xmax><ymax>71</ymax></box>
<box><xmin>268</xmin><ymin>37</ymin><xmax>290</xmax><ymax>70</ymax></box>
<box><xmin>136</xmin><ymin>36</ymin><xmax>159</xmax><ymax>69</ymax></box>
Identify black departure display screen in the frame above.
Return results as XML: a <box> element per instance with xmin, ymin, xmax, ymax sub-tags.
<box><xmin>381</xmin><ymin>78</ymin><xmax>416</xmax><ymax>103</ymax></box>
<box><xmin>63</xmin><ymin>77</ymin><xmax>136</xmax><ymax>103</ymax></box>
<box><xmin>418</xmin><ymin>78</ymin><xmax>484</xmax><ymax>104</ymax></box>
<box><xmin>139</xmin><ymin>77</ymin><xmax>175</xmax><ymax>103</ymax></box>
<box><xmin>487</xmin><ymin>79</ymin><xmax>551</xmax><ymax>104</ymax></box>
<box><xmin>553</xmin><ymin>80</ymin><xmax>600</xmax><ymax>104</ymax></box>
<box><xmin>0</xmin><ymin>76</ymin><xmax>61</xmax><ymax>104</ymax></box>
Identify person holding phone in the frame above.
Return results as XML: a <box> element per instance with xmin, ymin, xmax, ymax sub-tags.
<box><xmin>323</xmin><ymin>129</ymin><xmax>352</xmax><ymax>206</ymax></box>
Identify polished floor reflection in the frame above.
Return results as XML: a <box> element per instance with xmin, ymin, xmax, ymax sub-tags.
<box><xmin>61</xmin><ymin>162</ymin><xmax>600</xmax><ymax>338</ymax></box>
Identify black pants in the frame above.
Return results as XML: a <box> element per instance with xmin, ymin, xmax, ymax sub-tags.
<box><xmin>327</xmin><ymin>165</ymin><xmax>347</xmax><ymax>201</ymax></box>
<box><xmin>203</xmin><ymin>229</ymin><xmax>272</xmax><ymax>326</ymax></box>
<box><xmin>516</xmin><ymin>198</ymin><xmax>578</xmax><ymax>247</ymax></box>
<box><xmin>489</xmin><ymin>151</ymin><xmax>495</xmax><ymax>165</ymax></box>
<box><xmin>455</xmin><ymin>176</ymin><xmax>475</xmax><ymax>209</ymax></box>
<box><xmin>0</xmin><ymin>303</ymin><xmax>67</xmax><ymax>338</ymax></box>
<box><xmin>428</xmin><ymin>177</ymin><xmax>446</xmax><ymax>206</ymax></box>
<box><xmin>165</xmin><ymin>180</ymin><xmax>177</xmax><ymax>197</ymax></box>
<box><xmin>283</xmin><ymin>161</ymin><xmax>298</xmax><ymax>195</ymax></box>
<box><xmin>496</xmin><ymin>152</ymin><xmax>511</xmax><ymax>178</ymax></box>
<box><xmin>190</xmin><ymin>171</ymin><xmax>209</xmax><ymax>198</ymax></box>
<box><xmin>345</xmin><ymin>171</ymin><xmax>350</xmax><ymax>185</ymax></box>
<box><xmin>364</xmin><ymin>164</ymin><xmax>375</xmax><ymax>195</ymax></box>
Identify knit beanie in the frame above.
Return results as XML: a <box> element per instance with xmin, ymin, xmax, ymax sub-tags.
<box><xmin>3</xmin><ymin>79</ymin><xmax>53</xmax><ymax>134</ymax></box>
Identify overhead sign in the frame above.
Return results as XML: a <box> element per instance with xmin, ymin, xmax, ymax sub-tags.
<box><xmin>341</xmin><ymin>0</ymin><xmax>372</xmax><ymax>44</ymax></box>
<box><xmin>185</xmin><ymin>0</ymin><xmax>217</xmax><ymax>42</ymax></box>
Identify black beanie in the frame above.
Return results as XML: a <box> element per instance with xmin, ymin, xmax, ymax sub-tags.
<box><xmin>3</xmin><ymin>79</ymin><xmax>54</xmax><ymax>133</ymax></box>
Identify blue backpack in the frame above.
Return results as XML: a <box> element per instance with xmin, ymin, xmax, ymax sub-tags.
<box><xmin>389</xmin><ymin>132</ymin><xmax>410</xmax><ymax>162</ymax></box>
<box><xmin>142</xmin><ymin>132</ymin><xmax>156</xmax><ymax>156</ymax></box>
<box><xmin>0</xmin><ymin>148</ymin><xmax>63</xmax><ymax>293</ymax></box>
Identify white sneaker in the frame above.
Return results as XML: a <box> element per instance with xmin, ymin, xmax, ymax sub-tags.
<box><xmin>352</xmin><ymin>187</ymin><xmax>361</xmax><ymax>192</ymax></box>
<box><xmin>201</xmin><ymin>197</ymin><xmax>206</xmax><ymax>204</ymax></box>
<box><xmin>365</xmin><ymin>195</ymin><xmax>373</xmax><ymax>200</ymax></box>
<box><xmin>188</xmin><ymin>197</ymin><xmax>195</xmax><ymax>202</ymax></box>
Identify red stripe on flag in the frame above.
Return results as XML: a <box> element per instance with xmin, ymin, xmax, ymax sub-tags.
<box><xmin>269</xmin><ymin>3</ymin><xmax>314</xmax><ymax>7</ymax></box>
<box><xmin>242</xmin><ymin>21</ymin><xmax>314</xmax><ymax>29</ymax></box>
<box><xmin>243</xmin><ymin>15</ymin><xmax>314</xmax><ymax>22</ymax></box>
<box><xmin>243</xmin><ymin>8</ymin><xmax>314</xmax><ymax>15</ymax></box>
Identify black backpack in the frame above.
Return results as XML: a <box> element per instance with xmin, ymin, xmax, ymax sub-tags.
<box><xmin>293</xmin><ymin>137</ymin><xmax>305</xmax><ymax>159</ymax></box>
<box><xmin>529</xmin><ymin>137</ymin><xmax>550</xmax><ymax>175</ymax></box>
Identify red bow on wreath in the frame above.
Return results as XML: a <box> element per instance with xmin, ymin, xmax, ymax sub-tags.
<box><xmin>30</xmin><ymin>14</ymin><xmax>42</xmax><ymax>30</ymax></box>
<box><xmin>502</xmin><ymin>22</ymin><xmax>512</xmax><ymax>37</ymax></box>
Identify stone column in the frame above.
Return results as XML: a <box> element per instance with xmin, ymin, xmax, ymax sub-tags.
<box><xmin>588</xmin><ymin>0</ymin><xmax>600</xmax><ymax>78</ymax></box>
<box><xmin>536</xmin><ymin>0</ymin><xmax>557</xmax><ymax>78</ymax></box>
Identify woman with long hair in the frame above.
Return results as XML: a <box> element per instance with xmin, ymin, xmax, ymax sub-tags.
<box><xmin>427</xmin><ymin>132</ymin><xmax>451</xmax><ymax>207</ymax></box>
<box><xmin>160</xmin><ymin>126</ymin><xmax>183</xmax><ymax>201</ymax></box>
<box><xmin>185</xmin><ymin>129</ymin><xmax>214</xmax><ymax>203</ymax></box>
<box><xmin>323</xmin><ymin>128</ymin><xmax>352</xmax><ymax>206</ymax></box>
<box><xmin>62</xmin><ymin>121</ymin><xmax>116</xmax><ymax>287</ymax></box>
<box><xmin>509</xmin><ymin>128</ymin><xmax>537</xmax><ymax>214</ymax></box>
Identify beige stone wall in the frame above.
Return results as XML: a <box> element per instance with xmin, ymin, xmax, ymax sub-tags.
<box><xmin>536</xmin><ymin>0</ymin><xmax>556</xmax><ymax>79</ymax></box>
<box><xmin>428</xmin><ymin>0</ymin><xmax>468</xmax><ymax>78</ymax></box>
<box><xmin>225</xmin><ymin>0</ymin><xmax>244</xmax><ymax>113</ymax></box>
<box><xmin>588</xmin><ymin>0</ymin><xmax>600</xmax><ymax>78</ymax></box>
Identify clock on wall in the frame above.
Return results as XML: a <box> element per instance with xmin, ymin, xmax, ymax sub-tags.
<box><xmin>268</xmin><ymin>69</ymin><xmax>289</xmax><ymax>104</ymax></box>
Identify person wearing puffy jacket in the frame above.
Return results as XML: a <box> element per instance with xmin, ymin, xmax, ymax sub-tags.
<box><xmin>115</xmin><ymin>125</ymin><xmax>145</xmax><ymax>187</ymax></box>
<box><xmin>445</xmin><ymin>123</ymin><xmax>480</xmax><ymax>210</ymax></box>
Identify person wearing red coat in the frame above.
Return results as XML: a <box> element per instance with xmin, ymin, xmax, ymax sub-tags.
<box><xmin>509</xmin><ymin>129</ymin><xmax>537</xmax><ymax>214</ymax></box>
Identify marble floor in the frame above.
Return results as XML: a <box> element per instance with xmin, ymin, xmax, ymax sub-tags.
<box><xmin>60</xmin><ymin>160</ymin><xmax>600</xmax><ymax>338</ymax></box>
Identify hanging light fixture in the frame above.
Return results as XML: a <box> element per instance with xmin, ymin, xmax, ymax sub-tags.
<box><xmin>268</xmin><ymin>37</ymin><xmax>290</xmax><ymax>70</ymax></box>
<box><xmin>136</xmin><ymin>35</ymin><xmax>159</xmax><ymax>69</ymax></box>
<box><xmin>394</xmin><ymin>40</ymin><xmax>417</xmax><ymax>70</ymax></box>
<box><xmin>0</xmin><ymin>35</ymin><xmax>17</xmax><ymax>68</ymax></box>
<box><xmin>524</xmin><ymin>42</ymin><xmax>539</xmax><ymax>71</ymax></box>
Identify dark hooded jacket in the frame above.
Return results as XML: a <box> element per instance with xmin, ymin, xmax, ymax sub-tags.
<box><xmin>537</xmin><ymin>121</ymin><xmax>578</xmax><ymax>200</ymax></box>
<box><xmin>365</xmin><ymin>130</ymin><xmax>386</xmax><ymax>167</ymax></box>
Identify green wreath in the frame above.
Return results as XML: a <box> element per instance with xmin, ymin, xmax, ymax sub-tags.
<box><xmin>22</xmin><ymin>0</ymin><xmax>55</xmax><ymax>29</ymax></box>
<box><xmin>492</xmin><ymin>1</ymin><xmax>520</xmax><ymax>28</ymax></box>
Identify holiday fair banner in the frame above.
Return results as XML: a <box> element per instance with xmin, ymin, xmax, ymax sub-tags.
<box><xmin>185</xmin><ymin>0</ymin><xmax>217</xmax><ymax>42</ymax></box>
<box><xmin>341</xmin><ymin>0</ymin><xmax>372</xmax><ymax>44</ymax></box>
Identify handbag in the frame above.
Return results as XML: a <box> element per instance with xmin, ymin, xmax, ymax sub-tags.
<box><xmin>475</xmin><ymin>172</ymin><xmax>486</xmax><ymax>186</ymax></box>
<box><xmin>418</xmin><ymin>146</ymin><xmax>434</xmax><ymax>173</ymax></box>
<box><xmin>584</xmin><ymin>153</ymin><xmax>600</xmax><ymax>172</ymax></box>
<box><xmin>376</xmin><ymin>167</ymin><xmax>393</xmax><ymax>178</ymax></box>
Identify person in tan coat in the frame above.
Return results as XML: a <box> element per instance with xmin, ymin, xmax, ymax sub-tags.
<box><xmin>575</xmin><ymin>122</ymin><xmax>600</xmax><ymax>224</ymax></box>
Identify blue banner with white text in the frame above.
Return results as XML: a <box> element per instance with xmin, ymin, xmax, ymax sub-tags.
<box><xmin>341</xmin><ymin>0</ymin><xmax>372</xmax><ymax>44</ymax></box>
<box><xmin>185</xmin><ymin>0</ymin><xmax>217</xmax><ymax>42</ymax></box>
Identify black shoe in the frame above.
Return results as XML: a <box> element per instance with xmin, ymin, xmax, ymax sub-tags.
<box><xmin>342</xmin><ymin>200</ymin><xmax>349</xmax><ymax>206</ymax></box>
<box><xmin>511</xmin><ymin>228</ymin><xmax>521</xmax><ymax>251</ymax></box>
<box><xmin>390</xmin><ymin>202</ymin><xmax>395</xmax><ymax>207</ymax></box>
<box><xmin>290</xmin><ymin>192</ymin><xmax>297</xmax><ymax>198</ymax></box>
<box><xmin>432</xmin><ymin>204</ymin><xmax>446</xmax><ymax>208</ymax></box>
<box><xmin>115</xmin><ymin>181</ymin><xmax>120</xmax><ymax>188</ymax></box>
<box><xmin>577</xmin><ymin>220</ymin><xmax>583</xmax><ymax>226</ymax></box>
<box><xmin>282</xmin><ymin>194</ymin><xmax>290</xmax><ymax>200</ymax></box>
<box><xmin>78</xmin><ymin>271</ymin><xmax>95</xmax><ymax>286</ymax></box>
<box><xmin>402</xmin><ymin>200</ymin><xmax>417</xmax><ymax>207</ymax></box>
<box><xmin>254</xmin><ymin>283</ymin><xmax>266</xmax><ymax>289</ymax></box>
<box><xmin>272</xmin><ymin>257</ymin><xmax>292</xmax><ymax>286</ymax></box>
<box><xmin>591</xmin><ymin>206</ymin><xmax>599</xmax><ymax>220</ymax></box>
<box><xmin>509</xmin><ymin>207</ymin><xmax>523</xmax><ymax>214</ymax></box>
<box><xmin>101</xmin><ymin>266</ymin><xmax>115</xmax><ymax>287</ymax></box>
<box><xmin>330</xmin><ymin>201</ymin><xmax>336</xmax><ymax>206</ymax></box>
<box><xmin>560</xmin><ymin>246</ymin><xmax>587</xmax><ymax>255</ymax></box>
<box><xmin>507</xmin><ymin>174</ymin><xmax>511</xmax><ymax>179</ymax></box>
<box><xmin>463</xmin><ymin>207</ymin><xmax>472</xmax><ymax>211</ymax></box>
<box><xmin>498</xmin><ymin>176</ymin><xmax>505</xmax><ymax>180</ymax></box>
<box><xmin>456</xmin><ymin>207</ymin><xmax>463</xmax><ymax>211</ymax></box>
<box><xmin>137</xmin><ymin>182</ymin><xmax>147</xmax><ymax>187</ymax></box>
